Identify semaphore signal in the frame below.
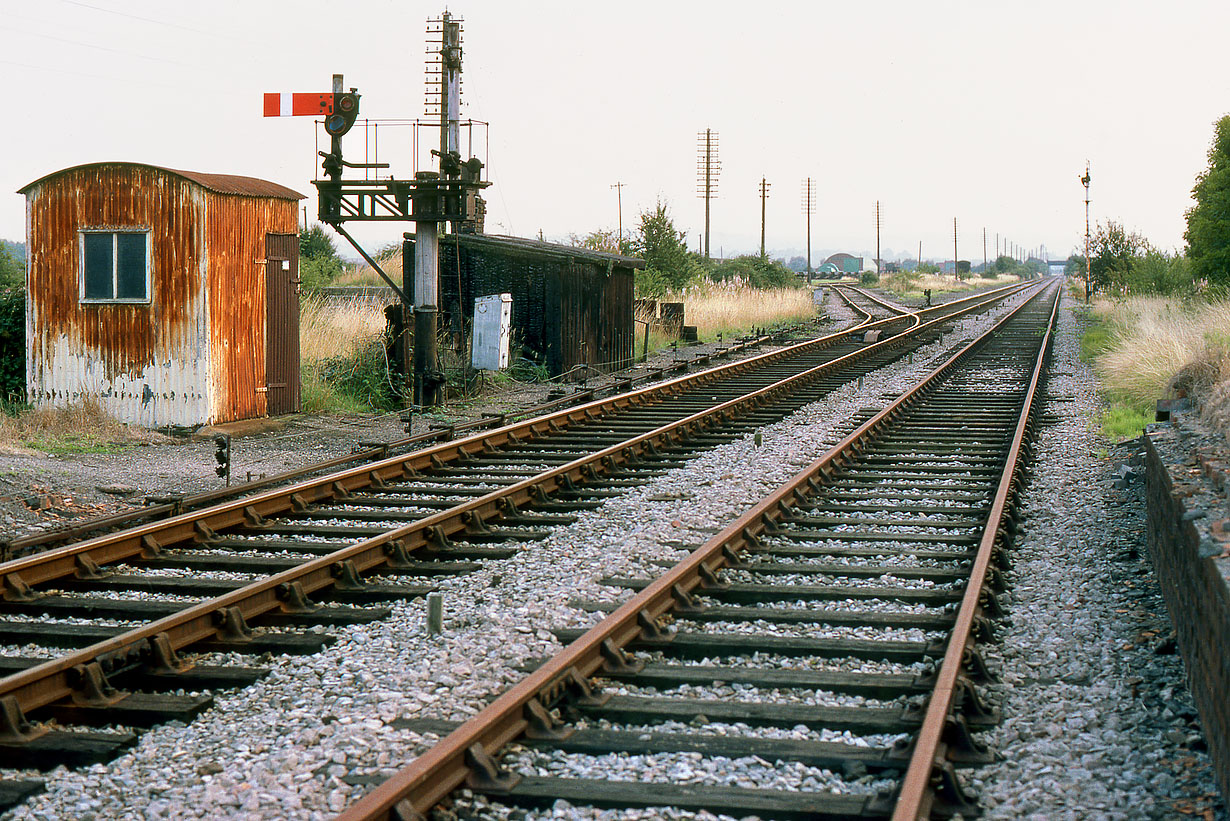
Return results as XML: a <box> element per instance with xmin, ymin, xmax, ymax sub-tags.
<box><xmin>262</xmin><ymin>92</ymin><xmax>333</xmax><ymax>118</ymax></box>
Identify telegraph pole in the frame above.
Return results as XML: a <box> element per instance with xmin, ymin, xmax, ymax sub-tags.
<box><xmin>953</xmin><ymin>218</ymin><xmax>959</xmax><ymax>281</ymax></box>
<box><xmin>875</xmin><ymin>201</ymin><xmax>881</xmax><ymax>275</ymax></box>
<box><xmin>758</xmin><ymin>177</ymin><xmax>771</xmax><ymax>257</ymax></box>
<box><xmin>801</xmin><ymin>177</ymin><xmax>816</xmax><ymax>280</ymax></box>
<box><xmin>982</xmin><ymin>227</ymin><xmax>987</xmax><ymax>276</ymax></box>
<box><xmin>1081</xmin><ymin>162</ymin><xmax>1092</xmax><ymax>302</ymax></box>
<box><xmin>611</xmin><ymin>181</ymin><xmax>625</xmax><ymax>249</ymax></box>
<box><xmin>696</xmin><ymin>129</ymin><xmax>720</xmax><ymax>259</ymax></box>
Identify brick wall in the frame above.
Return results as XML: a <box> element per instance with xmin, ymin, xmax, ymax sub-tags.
<box><xmin>1144</xmin><ymin>424</ymin><xmax>1230</xmax><ymax>798</ymax></box>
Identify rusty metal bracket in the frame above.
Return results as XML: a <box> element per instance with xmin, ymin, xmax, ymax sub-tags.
<box><xmin>977</xmin><ymin>585</ymin><xmax>1004</xmax><ymax>619</ymax></box>
<box><xmin>2</xmin><ymin>573</ymin><xmax>39</xmax><ymax>602</ymax></box>
<box><xmin>463</xmin><ymin>743</ymin><xmax>521</xmax><ymax>793</ymax></box>
<box><xmin>0</xmin><ymin>696</ymin><xmax>47</xmax><ymax>743</ymax></box>
<box><xmin>383</xmin><ymin>540</ymin><xmax>418</xmax><ymax>567</ymax></box>
<box><xmin>426</xmin><ymin>526</ymin><xmax>454</xmax><ymax>550</ymax></box>
<box><xmin>194</xmin><ymin>521</ymin><xmax>220</xmax><ymax>544</ymax></box>
<box><xmin>961</xmin><ymin>647</ymin><xmax>997</xmax><ymax>683</ymax></box>
<box><xmin>670</xmin><ymin>583</ymin><xmax>705</xmax><ymax>613</ymax></box>
<box><xmin>213</xmin><ymin>606</ymin><xmax>255</xmax><ymax>642</ymax></box>
<box><xmin>74</xmin><ymin>553</ymin><xmax>110</xmax><ymax>580</ymax></box>
<box><xmin>636</xmin><ymin>608</ymin><xmax>673</xmax><ymax>642</ymax></box>
<box><xmin>971</xmin><ymin>614</ymin><xmax>996</xmax><ymax>643</ymax></box>
<box><xmin>523</xmin><ymin>697</ymin><xmax>574</xmax><ymax>740</ymax></box>
<box><xmin>943</xmin><ymin>715</ymin><xmax>994</xmax><ymax>765</ymax></box>
<box><xmin>331</xmin><ymin>559</ymin><xmax>367</xmax><ymax>590</ymax></box>
<box><xmin>140</xmin><ymin>534</ymin><xmax>163</xmax><ymax>558</ymax></box>
<box><xmin>560</xmin><ymin>667</ymin><xmax>609</xmax><ymax>708</ymax></box>
<box><xmin>331</xmin><ymin>481</ymin><xmax>353</xmax><ymax>500</ymax></box>
<box><xmin>463</xmin><ymin>511</ymin><xmax>493</xmax><ymax>535</ymax></box>
<box><xmin>389</xmin><ymin>798</ymin><xmax>426</xmax><ymax>821</ymax></box>
<box><xmin>69</xmin><ymin>662</ymin><xmax>127</xmax><ymax>706</ymax></box>
<box><xmin>290</xmin><ymin>493</ymin><xmax>311</xmax><ymax>512</ymax></box>
<box><xmin>599</xmin><ymin>638</ymin><xmax>644</xmax><ymax>675</ymax></box>
<box><xmin>697</xmin><ymin>562</ymin><xmax>728</xmax><ymax>591</ymax></box>
<box><xmin>145</xmin><ymin>632</ymin><xmax>193</xmax><ymax>674</ymax></box>
<box><xmin>276</xmin><ymin>581</ymin><xmax>320</xmax><ymax>613</ymax></box>
<box><xmin>720</xmin><ymin>544</ymin><xmax>743</xmax><ymax>566</ymax></box>
<box><xmin>243</xmin><ymin>506</ymin><xmax>268</xmax><ymax>527</ymax></box>
<box><xmin>954</xmin><ymin>678</ymin><xmax>999</xmax><ymax>727</ymax></box>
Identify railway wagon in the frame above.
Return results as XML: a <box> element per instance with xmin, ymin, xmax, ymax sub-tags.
<box><xmin>19</xmin><ymin>162</ymin><xmax>304</xmax><ymax>428</ymax></box>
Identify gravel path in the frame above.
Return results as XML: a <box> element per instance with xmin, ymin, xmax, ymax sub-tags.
<box><xmin>2</xmin><ymin>290</ymin><xmax>1226</xmax><ymax>820</ymax></box>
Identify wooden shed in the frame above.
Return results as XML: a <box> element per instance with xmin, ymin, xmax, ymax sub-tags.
<box><xmin>19</xmin><ymin>162</ymin><xmax>304</xmax><ymax>428</ymax></box>
<box><xmin>430</xmin><ymin>234</ymin><xmax>643</xmax><ymax>377</ymax></box>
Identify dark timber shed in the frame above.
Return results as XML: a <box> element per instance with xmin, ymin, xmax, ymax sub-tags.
<box><xmin>432</xmin><ymin>234</ymin><xmax>643</xmax><ymax>377</ymax></box>
<box><xmin>19</xmin><ymin>162</ymin><xmax>304</xmax><ymax>427</ymax></box>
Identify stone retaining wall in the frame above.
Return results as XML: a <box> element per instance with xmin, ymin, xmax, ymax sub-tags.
<box><xmin>1144</xmin><ymin>420</ymin><xmax>1230</xmax><ymax>798</ymax></box>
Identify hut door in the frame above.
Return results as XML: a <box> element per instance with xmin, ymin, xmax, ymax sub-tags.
<box><xmin>264</xmin><ymin>233</ymin><xmax>301</xmax><ymax>415</ymax></box>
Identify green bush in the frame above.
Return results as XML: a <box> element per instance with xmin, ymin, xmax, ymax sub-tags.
<box><xmin>318</xmin><ymin>337</ymin><xmax>401</xmax><ymax>411</ymax></box>
<box><xmin>859</xmin><ymin>271</ymin><xmax>879</xmax><ymax>285</ymax></box>
<box><xmin>706</xmin><ymin>255</ymin><xmax>799</xmax><ymax>289</ymax></box>
<box><xmin>0</xmin><ymin>288</ymin><xmax>24</xmax><ymax>408</ymax></box>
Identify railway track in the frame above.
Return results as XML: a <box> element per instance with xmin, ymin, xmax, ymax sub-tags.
<box><xmin>339</xmin><ymin>279</ymin><xmax>1060</xmax><ymax>820</ymax></box>
<box><xmin>0</xmin><ymin>281</ymin><xmax>1030</xmax><ymax>811</ymax></box>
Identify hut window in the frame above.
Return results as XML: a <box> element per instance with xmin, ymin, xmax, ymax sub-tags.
<box><xmin>81</xmin><ymin>230</ymin><xmax>149</xmax><ymax>302</ymax></box>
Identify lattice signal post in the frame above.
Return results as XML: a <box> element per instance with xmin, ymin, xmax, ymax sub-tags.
<box><xmin>696</xmin><ymin>129</ymin><xmax>720</xmax><ymax>259</ymax></box>
<box><xmin>801</xmin><ymin>177</ymin><xmax>816</xmax><ymax>278</ymax></box>
<box><xmin>263</xmin><ymin>13</ymin><xmax>490</xmax><ymax>407</ymax></box>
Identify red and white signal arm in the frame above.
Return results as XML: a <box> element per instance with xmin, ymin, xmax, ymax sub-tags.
<box><xmin>263</xmin><ymin>93</ymin><xmax>333</xmax><ymax>117</ymax></box>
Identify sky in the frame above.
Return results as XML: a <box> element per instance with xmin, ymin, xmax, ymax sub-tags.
<box><xmin>3</xmin><ymin>0</ymin><xmax>1229</xmax><ymax>265</ymax></box>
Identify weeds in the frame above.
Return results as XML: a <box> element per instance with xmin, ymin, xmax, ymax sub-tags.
<box><xmin>648</xmin><ymin>282</ymin><xmax>816</xmax><ymax>348</ymax></box>
<box><xmin>0</xmin><ymin>400</ymin><xmax>166</xmax><ymax>454</ymax></box>
<box><xmin>1083</xmin><ymin>296</ymin><xmax>1230</xmax><ymax>440</ymax></box>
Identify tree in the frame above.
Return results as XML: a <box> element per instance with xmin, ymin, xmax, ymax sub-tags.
<box><xmin>1064</xmin><ymin>254</ymin><xmax>1086</xmax><ymax>277</ymax></box>
<box><xmin>1186</xmin><ymin>115</ymin><xmax>1230</xmax><ymax>286</ymax></box>
<box><xmin>298</xmin><ymin>224</ymin><xmax>343</xmax><ymax>289</ymax></box>
<box><xmin>0</xmin><ymin>246</ymin><xmax>23</xmax><ymax>290</ymax></box>
<box><xmin>632</xmin><ymin>200</ymin><xmax>697</xmax><ymax>296</ymax></box>
<box><xmin>300</xmin><ymin>224</ymin><xmax>339</xmax><ymax>261</ymax></box>
<box><xmin>1089</xmin><ymin>221</ymin><xmax>1150</xmax><ymax>291</ymax></box>
<box><xmin>785</xmin><ymin>256</ymin><xmax>808</xmax><ymax>273</ymax></box>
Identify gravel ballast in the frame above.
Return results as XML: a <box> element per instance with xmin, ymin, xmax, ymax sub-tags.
<box><xmin>1</xmin><ymin>289</ymin><xmax>1226</xmax><ymax>820</ymax></box>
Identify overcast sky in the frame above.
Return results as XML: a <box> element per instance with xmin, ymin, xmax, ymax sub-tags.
<box><xmin>3</xmin><ymin>0</ymin><xmax>1228</xmax><ymax>264</ymax></box>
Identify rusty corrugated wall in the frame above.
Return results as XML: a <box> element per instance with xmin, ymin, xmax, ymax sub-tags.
<box><xmin>24</xmin><ymin>164</ymin><xmax>210</xmax><ymax>427</ymax></box>
<box><xmin>22</xmin><ymin>163</ymin><xmax>302</xmax><ymax>427</ymax></box>
<box><xmin>204</xmin><ymin>193</ymin><xmax>297</xmax><ymax>423</ymax></box>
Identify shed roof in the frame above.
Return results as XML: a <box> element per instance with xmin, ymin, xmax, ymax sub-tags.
<box><xmin>18</xmin><ymin>162</ymin><xmax>305</xmax><ymax>200</ymax></box>
<box><xmin>449</xmin><ymin>233</ymin><xmax>645</xmax><ymax>269</ymax></box>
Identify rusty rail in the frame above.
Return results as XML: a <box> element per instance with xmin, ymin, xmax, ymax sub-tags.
<box><xmin>336</xmin><ymin>279</ymin><xmax>1055</xmax><ymax>820</ymax></box>
<box><xmin>890</xmin><ymin>281</ymin><xmax>1060</xmax><ymax>819</ymax></box>
<box><xmin>0</xmin><ymin>283</ymin><xmax>1025</xmax><ymax>726</ymax></box>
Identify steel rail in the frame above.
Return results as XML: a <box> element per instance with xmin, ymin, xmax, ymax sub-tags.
<box><xmin>0</xmin><ymin>282</ymin><xmax>1022</xmax><ymax>721</ymax></box>
<box><xmin>831</xmin><ymin>283</ymin><xmax>916</xmax><ymax>317</ymax></box>
<box><xmin>891</xmin><ymin>280</ymin><xmax>1060</xmax><ymax>819</ymax></box>
<box><xmin>335</xmin><ymin>279</ymin><xmax>1054</xmax><ymax>820</ymax></box>
<box><xmin>0</xmin><ymin>325</ymin><xmax>820</xmax><ymax>558</ymax></box>
<box><xmin>0</xmin><ymin>281</ymin><xmax>1024</xmax><ymax>592</ymax></box>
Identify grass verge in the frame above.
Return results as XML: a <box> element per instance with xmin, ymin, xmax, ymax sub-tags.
<box><xmin>0</xmin><ymin>400</ymin><xmax>166</xmax><ymax>454</ymax></box>
<box><xmin>1081</xmin><ymin>296</ymin><xmax>1230</xmax><ymax>441</ymax></box>
<box><xmin>639</xmin><ymin>283</ymin><xmax>817</xmax><ymax>353</ymax></box>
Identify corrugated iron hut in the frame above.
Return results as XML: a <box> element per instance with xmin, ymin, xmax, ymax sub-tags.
<box><xmin>433</xmin><ymin>234</ymin><xmax>643</xmax><ymax>377</ymax></box>
<box><xmin>19</xmin><ymin>162</ymin><xmax>304</xmax><ymax>428</ymax></box>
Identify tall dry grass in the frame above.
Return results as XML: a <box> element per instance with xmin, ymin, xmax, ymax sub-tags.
<box><xmin>0</xmin><ymin>399</ymin><xmax>167</xmax><ymax>453</ymax></box>
<box><xmin>664</xmin><ymin>282</ymin><xmax>817</xmax><ymax>339</ymax></box>
<box><xmin>1092</xmin><ymin>296</ymin><xmax>1230</xmax><ymax>436</ymax></box>
<box><xmin>299</xmin><ymin>294</ymin><xmax>387</xmax><ymax>362</ymax></box>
